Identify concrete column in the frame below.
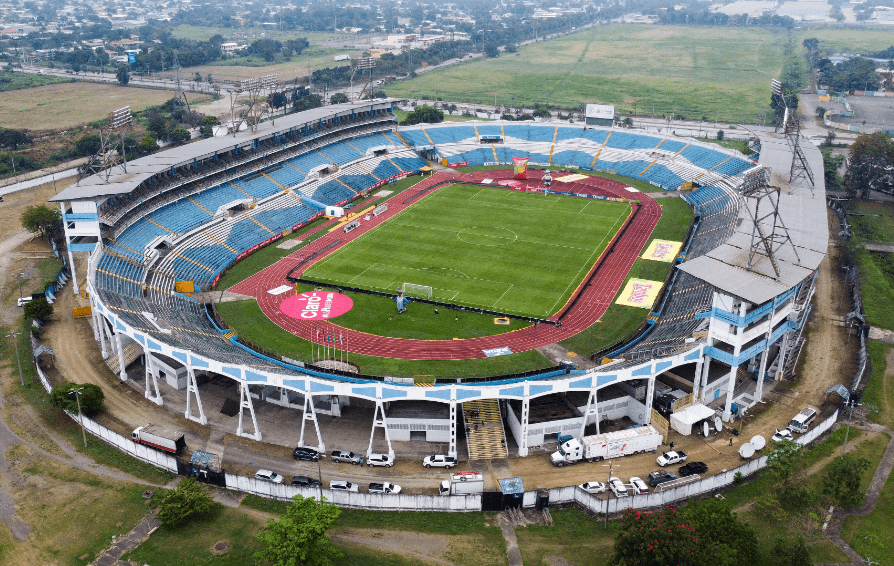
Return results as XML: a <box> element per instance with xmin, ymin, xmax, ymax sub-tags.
<box><xmin>580</xmin><ymin>385</ymin><xmax>600</xmax><ymax>436</ymax></box>
<box><xmin>143</xmin><ymin>349</ymin><xmax>163</xmax><ymax>406</ymax></box>
<box><xmin>692</xmin><ymin>357</ymin><xmax>704</xmax><ymax>400</ymax></box>
<box><xmin>644</xmin><ymin>376</ymin><xmax>656</xmax><ymax>423</ymax></box>
<box><xmin>447</xmin><ymin>391</ymin><xmax>458</xmax><ymax>459</ymax></box>
<box><xmin>236</xmin><ymin>381</ymin><xmax>262</xmax><ymax>441</ymax></box>
<box><xmin>184</xmin><ymin>366</ymin><xmax>207</xmax><ymax>425</ymax></box>
<box><xmin>59</xmin><ymin>202</ymin><xmax>80</xmax><ymax>295</ymax></box>
<box><xmin>367</xmin><ymin>396</ymin><xmax>395</xmax><ymax>460</ymax></box>
<box><xmin>518</xmin><ymin>393</ymin><xmax>530</xmax><ymax>457</ymax></box>
<box><xmin>115</xmin><ymin>330</ymin><xmax>127</xmax><ymax>381</ymax></box>
<box><xmin>298</xmin><ymin>389</ymin><xmax>324</xmax><ymax>452</ymax></box>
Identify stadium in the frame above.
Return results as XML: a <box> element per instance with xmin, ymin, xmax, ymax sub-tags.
<box><xmin>51</xmin><ymin>98</ymin><xmax>827</xmax><ymax>468</ymax></box>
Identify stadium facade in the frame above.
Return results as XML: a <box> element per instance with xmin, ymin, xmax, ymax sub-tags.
<box><xmin>51</xmin><ymin>100</ymin><xmax>827</xmax><ymax>461</ymax></box>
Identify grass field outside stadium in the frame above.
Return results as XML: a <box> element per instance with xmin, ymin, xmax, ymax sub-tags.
<box><xmin>301</xmin><ymin>184</ymin><xmax>632</xmax><ymax>318</ymax></box>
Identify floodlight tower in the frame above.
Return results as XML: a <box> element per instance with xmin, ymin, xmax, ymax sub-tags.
<box><xmin>172</xmin><ymin>53</ymin><xmax>191</xmax><ymax>112</ymax></box>
<box><xmin>738</xmin><ymin>166</ymin><xmax>800</xmax><ymax>279</ymax></box>
<box><xmin>76</xmin><ymin>106</ymin><xmax>132</xmax><ymax>184</ymax></box>
<box><xmin>350</xmin><ymin>53</ymin><xmax>376</xmax><ymax>101</ymax></box>
<box><xmin>771</xmin><ymin>79</ymin><xmax>815</xmax><ymax>190</ymax></box>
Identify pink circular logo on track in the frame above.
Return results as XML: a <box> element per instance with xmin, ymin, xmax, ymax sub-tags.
<box><xmin>280</xmin><ymin>291</ymin><xmax>353</xmax><ymax>320</ymax></box>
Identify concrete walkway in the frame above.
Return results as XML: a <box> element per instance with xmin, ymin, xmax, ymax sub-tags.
<box><xmin>89</xmin><ymin>511</ymin><xmax>160</xmax><ymax>566</ymax></box>
<box><xmin>497</xmin><ymin>512</ymin><xmax>523</xmax><ymax>566</ymax></box>
<box><xmin>819</xmin><ymin>422</ymin><xmax>894</xmax><ymax>565</ymax></box>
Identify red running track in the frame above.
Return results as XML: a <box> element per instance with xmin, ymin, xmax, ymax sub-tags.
<box><xmin>228</xmin><ymin>170</ymin><xmax>661</xmax><ymax>360</ymax></box>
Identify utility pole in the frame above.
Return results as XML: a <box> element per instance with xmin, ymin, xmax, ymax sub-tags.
<box><xmin>69</xmin><ymin>387</ymin><xmax>88</xmax><ymax>447</ymax></box>
<box><xmin>6</xmin><ymin>332</ymin><xmax>23</xmax><ymax>386</ymax></box>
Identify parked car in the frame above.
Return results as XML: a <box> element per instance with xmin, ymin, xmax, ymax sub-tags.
<box><xmin>647</xmin><ymin>471</ymin><xmax>678</xmax><ymax>487</ymax></box>
<box><xmin>772</xmin><ymin>428</ymin><xmax>794</xmax><ymax>442</ymax></box>
<box><xmin>330</xmin><ymin>480</ymin><xmax>359</xmax><ymax>492</ymax></box>
<box><xmin>422</xmin><ymin>455</ymin><xmax>457</xmax><ymax>469</ymax></box>
<box><xmin>629</xmin><ymin>477</ymin><xmax>650</xmax><ymax>495</ymax></box>
<box><xmin>331</xmin><ymin>450</ymin><xmax>363</xmax><ymax>465</ymax></box>
<box><xmin>368</xmin><ymin>482</ymin><xmax>402</xmax><ymax>494</ymax></box>
<box><xmin>254</xmin><ymin>469</ymin><xmax>284</xmax><ymax>484</ymax></box>
<box><xmin>608</xmin><ymin>477</ymin><xmax>628</xmax><ymax>498</ymax></box>
<box><xmin>656</xmin><ymin>450</ymin><xmax>687</xmax><ymax>467</ymax></box>
<box><xmin>291</xmin><ymin>475</ymin><xmax>322</xmax><ymax>488</ymax></box>
<box><xmin>367</xmin><ymin>453</ymin><xmax>394</xmax><ymax>467</ymax></box>
<box><xmin>679</xmin><ymin>461</ymin><xmax>708</xmax><ymax>477</ymax></box>
<box><xmin>578</xmin><ymin>481</ymin><xmax>606</xmax><ymax>494</ymax></box>
<box><xmin>293</xmin><ymin>446</ymin><xmax>322</xmax><ymax>461</ymax></box>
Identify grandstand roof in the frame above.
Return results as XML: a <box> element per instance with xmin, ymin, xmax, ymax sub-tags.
<box><xmin>677</xmin><ymin>132</ymin><xmax>828</xmax><ymax>305</ymax></box>
<box><xmin>50</xmin><ymin>99</ymin><xmax>402</xmax><ymax>203</ymax></box>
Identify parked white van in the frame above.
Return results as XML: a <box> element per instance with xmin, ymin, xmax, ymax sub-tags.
<box><xmin>786</xmin><ymin>406</ymin><xmax>818</xmax><ymax>434</ymax></box>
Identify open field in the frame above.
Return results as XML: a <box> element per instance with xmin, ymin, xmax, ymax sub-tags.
<box><xmin>0</xmin><ymin>83</ymin><xmax>210</xmax><ymax>130</ymax></box>
<box><xmin>0</xmin><ymin>72</ymin><xmax>72</xmax><ymax>92</ymax></box>
<box><xmin>386</xmin><ymin>25</ymin><xmax>789</xmax><ymax>123</ymax></box>
<box><xmin>801</xmin><ymin>28</ymin><xmax>894</xmax><ymax>54</ymax></box>
<box><xmin>303</xmin><ymin>184</ymin><xmax>630</xmax><ymax>318</ymax></box>
<box><xmin>171</xmin><ymin>24</ymin><xmax>345</xmax><ymax>44</ymax></box>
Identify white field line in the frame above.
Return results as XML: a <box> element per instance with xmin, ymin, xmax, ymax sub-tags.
<box><xmin>542</xmin><ymin>207</ymin><xmax>629</xmax><ymax>316</ymax></box>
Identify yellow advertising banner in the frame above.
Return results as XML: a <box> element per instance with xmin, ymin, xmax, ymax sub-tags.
<box><xmin>554</xmin><ymin>173</ymin><xmax>588</xmax><ymax>183</ymax></box>
<box><xmin>616</xmin><ymin>278</ymin><xmax>664</xmax><ymax>309</ymax></box>
<box><xmin>641</xmin><ymin>239</ymin><xmax>683</xmax><ymax>263</ymax></box>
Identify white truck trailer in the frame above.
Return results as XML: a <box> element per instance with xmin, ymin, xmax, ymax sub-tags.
<box><xmin>550</xmin><ymin>425</ymin><xmax>662</xmax><ymax>467</ymax></box>
<box><xmin>439</xmin><ymin>471</ymin><xmax>484</xmax><ymax>495</ymax></box>
<box><xmin>132</xmin><ymin>424</ymin><xmax>186</xmax><ymax>454</ymax></box>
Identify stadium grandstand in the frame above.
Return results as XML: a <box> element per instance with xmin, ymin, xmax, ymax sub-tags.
<box><xmin>51</xmin><ymin>100</ymin><xmax>827</xmax><ymax>463</ymax></box>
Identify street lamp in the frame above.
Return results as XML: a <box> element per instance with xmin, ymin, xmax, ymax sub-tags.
<box><xmin>15</xmin><ymin>272</ymin><xmax>25</xmax><ymax>302</ymax></box>
<box><xmin>602</xmin><ymin>462</ymin><xmax>619</xmax><ymax>528</ymax></box>
<box><xmin>6</xmin><ymin>332</ymin><xmax>23</xmax><ymax>386</ymax></box>
<box><xmin>69</xmin><ymin>386</ymin><xmax>88</xmax><ymax>447</ymax></box>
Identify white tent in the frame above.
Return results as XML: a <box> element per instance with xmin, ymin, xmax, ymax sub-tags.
<box><xmin>670</xmin><ymin>403</ymin><xmax>717</xmax><ymax>436</ymax></box>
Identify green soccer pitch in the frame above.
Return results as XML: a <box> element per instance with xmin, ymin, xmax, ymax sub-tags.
<box><xmin>301</xmin><ymin>184</ymin><xmax>632</xmax><ymax>318</ymax></box>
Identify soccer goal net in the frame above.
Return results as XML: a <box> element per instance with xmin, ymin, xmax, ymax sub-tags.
<box><xmin>401</xmin><ymin>283</ymin><xmax>433</xmax><ymax>300</ymax></box>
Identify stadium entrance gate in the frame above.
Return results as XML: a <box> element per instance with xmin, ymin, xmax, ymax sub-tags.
<box><xmin>481</xmin><ymin>491</ymin><xmax>504</xmax><ymax>511</ymax></box>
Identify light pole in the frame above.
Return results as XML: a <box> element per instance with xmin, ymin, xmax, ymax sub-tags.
<box><xmin>15</xmin><ymin>272</ymin><xmax>25</xmax><ymax>302</ymax></box>
<box><xmin>6</xmin><ymin>332</ymin><xmax>23</xmax><ymax>386</ymax></box>
<box><xmin>602</xmin><ymin>462</ymin><xmax>619</xmax><ymax>528</ymax></box>
<box><xmin>69</xmin><ymin>387</ymin><xmax>88</xmax><ymax>447</ymax></box>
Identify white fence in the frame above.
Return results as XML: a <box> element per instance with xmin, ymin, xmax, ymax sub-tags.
<box><xmin>794</xmin><ymin>408</ymin><xmax>839</xmax><ymax>446</ymax></box>
<box><xmin>32</xmin><ymin>346</ymin><xmax>178</xmax><ymax>474</ymax></box>
<box><xmin>225</xmin><ymin>474</ymin><xmax>482</xmax><ymax>512</ymax></box>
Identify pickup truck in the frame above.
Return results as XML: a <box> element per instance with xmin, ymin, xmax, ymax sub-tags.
<box><xmin>423</xmin><ymin>455</ymin><xmax>457</xmax><ymax>469</ymax></box>
<box><xmin>368</xmin><ymin>482</ymin><xmax>402</xmax><ymax>494</ymax></box>
<box><xmin>656</xmin><ymin>450</ymin><xmax>687</xmax><ymax>467</ymax></box>
<box><xmin>331</xmin><ymin>450</ymin><xmax>363</xmax><ymax>465</ymax></box>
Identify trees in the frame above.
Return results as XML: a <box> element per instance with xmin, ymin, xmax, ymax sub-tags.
<box><xmin>771</xmin><ymin>536</ymin><xmax>813</xmax><ymax>566</ymax></box>
<box><xmin>843</xmin><ymin>131</ymin><xmax>894</xmax><ymax>198</ymax></box>
<box><xmin>170</xmin><ymin>127</ymin><xmax>190</xmax><ymax>145</ymax></box>
<box><xmin>21</xmin><ymin>204</ymin><xmax>61</xmax><ymax>238</ymax></box>
<box><xmin>255</xmin><ymin>494</ymin><xmax>342</xmax><ymax>566</ymax></box>
<box><xmin>532</xmin><ymin>108</ymin><xmax>551</xmax><ymax>118</ymax></box>
<box><xmin>116</xmin><ymin>65</ymin><xmax>129</xmax><ymax>86</ymax></box>
<box><xmin>157</xmin><ymin>477</ymin><xmax>216</xmax><ymax>526</ymax></box>
<box><xmin>0</xmin><ymin>128</ymin><xmax>30</xmax><ymax>150</ymax></box>
<box><xmin>822</xmin><ymin>454</ymin><xmax>871</xmax><ymax>507</ymax></box>
<box><xmin>23</xmin><ymin>297</ymin><xmax>53</xmax><ymax>321</ymax></box>
<box><xmin>766</xmin><ymin>439</ymin><xmax>805</xmax><ymax>488</ymax></box>
<box><xmin>678</xmin><ymin>498</ymin><xmax>760</xmax><ymax>566</ymax></box>
<box><xmin>611</xmin><ymin>507</ymin><xmax>701</xmax><ymax>566</ymax></box>
<box><xmin>483</xmin><ymin>43</ymin><xmax>499</xmax><ymax>58</ymax></box>
<box><xmin>400</xmin><ymin>105</ymin><xmax>444</xmax><ymax>126</ymax></box>
<box><xmin>330</xmin><ymin>92</ymin><xmax>348</xmax><ymax>104</ymax></box>
<box><xmin>50</xmin><ymin>382</ymin><xmax>105</xmax><ymax>415</ymax></box>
